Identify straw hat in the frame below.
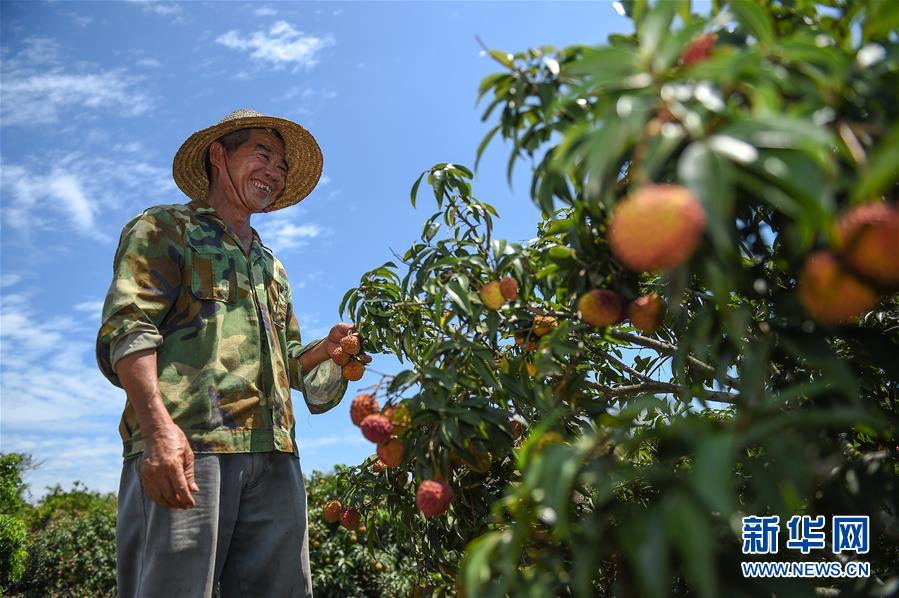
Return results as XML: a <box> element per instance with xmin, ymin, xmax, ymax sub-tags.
<box><xmin>172</xmin><ymin>108</ymin><xmax>323</xmax><ymax>211</ymax></box>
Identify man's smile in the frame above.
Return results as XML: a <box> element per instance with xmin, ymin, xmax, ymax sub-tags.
<box><xmin>251</xmin><ymin>178</ymin><xmax>273</xmax><ymax>194</ymax></box>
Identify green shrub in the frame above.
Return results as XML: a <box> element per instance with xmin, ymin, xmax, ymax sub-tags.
<box><xmin>11</xmin><ymin>484</ymin><xmax>117</xmax><ymax>598</ymax></box>
<box><xmin>0</xmin><ymin>515</ymin><xmax>28</xmax><ymax>587</ymax></box>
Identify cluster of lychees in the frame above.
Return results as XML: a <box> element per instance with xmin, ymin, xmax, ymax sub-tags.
<box><xmin>324</xmin><ymin>393</ymin><xmax>455</xmax><ymax>522</ymax></box>
<box><xmin>330</xmin><ymin>333</ymin><xmax>367</xmax><ymax>381</ymax></box>
<box><xmin>572</xmin><ymin>183</ymin><xmax>897</xmax><ymax>331</ymax></box>
<box><xmin>798</xmin><ymin>203</ymin><xmax>899</xmax><ymax>324</ymax></box>
<box><xmin>479</xmin><ymin>275</ymin><xmax>519</xmax><ymax>310</ymax></box>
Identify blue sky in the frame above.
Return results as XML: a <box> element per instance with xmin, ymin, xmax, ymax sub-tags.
<box><xmin>0</xmin><ymin>0</ymin><xmax>630</xmax><ymax>499</ymax></box>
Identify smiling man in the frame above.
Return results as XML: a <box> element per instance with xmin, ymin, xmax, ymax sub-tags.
<box><xmin>96</xmin><ymin>109</ymin><xmax>367</xmax><ymax>597</ymax></box>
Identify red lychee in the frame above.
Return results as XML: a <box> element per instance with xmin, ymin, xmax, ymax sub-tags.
<box><xmin>351</xmin><ymin>394</ymin><xmax>379</xmax><ymax>427</ymax></box>
<box><xmin>343</xmin><ymin>360</ymin><xmax>365</xmax><ymax>381</ymax></box>
<box><xmin>510</xmin><ymin>419</ymin><xmax>522</xmax><ymax>440</ymax></box>
<box><xmin>361</xmin><ymin>414</ymin><xmax>393</xmax><ymax>444</ymax></box>
<box><xmin>681</xmin><ymin>33</ymin><xmax>717</xmax><ymax>66</ymax></box>
<box><xmin>331</xmin><ymin>346</ymin><xmax>351</xmax><ymax>366</ymax></box>
<box><xmin>798</xmin><ymin>251</ymin><xmax>878</xmax><ymax>325</ymax></box>
<box><xmin>515</xmin><ymin>331</ymin><xmax>537</xmax><ymax>352</ymax></box>
<box><xmin>627</xmin><ymin>293</ymin><xmax>665</xmax><ymax>333</ymax></box>
<box><xmin>340</xmin><ymin>507</ymin><xmax>360</xmax><ymax>530</ymax></box>
<box><xmin>372</xmin><ymin>459</ymin><xmax>388</xmax><ymax>473</ymax></box>
<box><xmin>835</xmin><ymin>202</ymin><xmax>899</xmax><ymax>290</ymax></box>
<box><xmin>340</xmin><ymin>334</ymin><xmax>361</xmax><ymax>356</ymax></box>
<box><xmin>499</xmin><ymin>276</ymin><xmax>519</xmax><ymax>301</ymax></box>
<box><xmin>323</xmin><ymin>499</ymin><xmax>342</xmax><ymax>523</ymax></box>
<box><xmin>376</xmin><ymin>438</ymin><xmax>405</xmax><ymax>468</ymax></box>
<box><xmin>577</xmin><ymin>290</ymin><xmax>624</xmax><ymax>327</ymax></box>
<box><xmin>609</xmin><ymin>184</ymin><xmax>707</xmax><ymax>272</ymax></box>
<box><xmin>479</xmin><ymin>281</ymin><xmax>506</xmax><ymax>310</ymax></box>
<box><xmin>416</xmin><ymin>480</ymin><xmax>455</xmax><ymax>518</ymax></box>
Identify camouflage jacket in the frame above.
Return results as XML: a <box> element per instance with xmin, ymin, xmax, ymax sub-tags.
<box><xmin>96</xmin><ymin>199</ymin><xmax>347</xmax><ymax>459</ymax></box>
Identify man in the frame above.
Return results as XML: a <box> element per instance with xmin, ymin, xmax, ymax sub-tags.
<box><xmin>96</xmin><ymin>109</ymin><xmax>367</xmax><ymax>597</ymax></box>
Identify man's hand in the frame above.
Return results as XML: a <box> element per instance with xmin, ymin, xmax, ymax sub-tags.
<box><xmin>140</xmin><ymin>424</ymin><xmax>200</xmax><ymax>509</ymax></box>
<box><xmin>115</xmin><ymin>349</ymin><xmax>200</xmax><ymax>510</ymax></box>
<box><xmin>323</xmin><ymin>322</ymin><xmax>373</xmax><ymax>364</ymax></box>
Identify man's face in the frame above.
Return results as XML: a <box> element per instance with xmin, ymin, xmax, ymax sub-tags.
<box><xmin>219</xmin><ymin>129</ymin><xmax>288</xmax><ymax>213</ymax></box>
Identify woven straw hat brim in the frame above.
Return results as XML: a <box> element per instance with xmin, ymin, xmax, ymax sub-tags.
<box><xmin>172</xmin><ymin>112</ymin><xmax>323</xmax><ymax>212</ymax></box>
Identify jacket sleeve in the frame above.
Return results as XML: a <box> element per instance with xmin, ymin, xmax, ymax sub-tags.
<box><xmin>284</xmin><ymin>301</ymin><xmax>348</xmax><ymax>415</ymax></box>
<box><xmin>96</xmin><ymin>208</ymin><xmax>184</xmax><ymax>388</ymax></box>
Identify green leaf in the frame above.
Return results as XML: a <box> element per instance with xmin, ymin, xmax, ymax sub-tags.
<box><xmin>728</xmin><ymin>0</ymin><xmax>774</xmax><ymax>46</ymax></box>
<box><xmin>852</xmin><ymin>121</ymin><xmax>899</xmax><ymax>203</ymax></box>
<box><xmin>475</xmin><ymin>124</ymin><xmax>502</xmax><ymax>174</ymax></box>
<box><xmin>488</xmin><ymin>49</ymin><xmax>515</xmax><ymax>69</ymax></box>
<box><xmin>410</xmin><ymin>171</ymin><xmax>426</xmax><ymax>208</ymax></box>
<box><xmin>638</xmin><ymin>0</ymin><xmax>679</xmax><ymax>59</ymax></box>
<box><xmin>445</xmin><ymin>278</ymin><xmax>473</xmax><ymax>316</ymax></box>
<box><xmin>691</xmin><ymin>432</ymin><xmax>735</xmax><ymax>514</ymax></box>
<box><xmin>564</xmin><ymin>46</ymin><xmax>638</xmax><ymax>79</ymax></box>
<box><xmin>388</xmin><ymin>369</ymin><xmax>419</xmax><ymax>393</ymax></box>
<box><xmin>665</xmin><ymin>492</ymin><xmax>717</xmax><ymax>598</ymax></box>
<box><xmin>460</xmin><ymin>531</ymin><xmax>504</xmax><ymax>593</ymax></box>
<box><xmin>678</xmin><ymin>141</ymin><xmax>736</xmax><ymax>258</ymax></box>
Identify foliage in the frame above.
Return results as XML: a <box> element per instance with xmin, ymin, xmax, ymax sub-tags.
<box><xmin>6</xmin><ymin>483</ymin><xmax>117</xmax><ymax>598</ymax></box>
<box><xmin>334</xmin><ymin>0</ymin><xmax>898</xmax><ymax>596</ymax></box>
<box><xmin>0</xmin><ymin>454</ymin><xmax>32</xmax><ymax>587</ymax></box>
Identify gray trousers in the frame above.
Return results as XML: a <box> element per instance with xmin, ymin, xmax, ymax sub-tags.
<box><xmin>116</xmin><ymin>452</ymin><xmax>313</xmax><ymax>598</ymax></box>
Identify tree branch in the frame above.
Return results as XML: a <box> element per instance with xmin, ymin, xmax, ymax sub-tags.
<box><xmin>609</xmin><ymin>331</ymin><xmax>740</xmax><ymax>388</ymax></box>
<box><xmin>596</xmin><ymin>381</ymin><xmax>738</xmax><ymax>404</ymax></box>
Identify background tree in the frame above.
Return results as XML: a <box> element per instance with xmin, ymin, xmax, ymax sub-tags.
<box><xmin>332</xmin><ymin>0</ymin><xmax>898</xmax><ymax>596</ymax></box>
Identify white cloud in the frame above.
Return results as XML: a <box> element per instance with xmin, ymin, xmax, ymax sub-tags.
<box><xmin>0</xmin><ymin>291</ymin><xmax>127</xmax><ymax>497</ymax></box>
<box><xmin>136</xmin><ymin>57</ymin><xmax>161</xmax><ymax>68</ymax></box>
<box><xmin>216</xmin><ymin>21</ymin><xmax>334</xmax><ymax>71</ymax></box>
<box><xmin>59</xmin><ymin>11</ymin><xmax>94</xmax><ymax>27</ymax></box>
<box><xmin>298</xmin><ymin>432</ymin><xmax>366</xmax><ymax>451</ymax></box>
<box><xmin>0</xmin><ymin>38</ymin><xmax>152</xmax><ymax>127</ymax></box>
<box><xmin>127</xmin><ymin>0</ymin><xmax>182</xmax><ymax>16</ymax></box>
<box><xmin>0</xmin><ymin>274</ymin><xmax>22</xmax><ymax>288</ymax></box>
<box><xmin>254</xmin><ymin>6</ymin><xmax>277</xmax><ymax>16</ymax></box>
<box><xmin>1</xmin><ymin>153</ymin><xmax>175</xmax><ymax>241</ymax></box>
<box><xmin>74</xmin><ymin>300</ymin><xmax>106</xmax><ymax>315</ymax></box>
<box><xmin>255</xmin><ymin>213</ymin><xmax>326</xmax><ymax>253</ymax></box>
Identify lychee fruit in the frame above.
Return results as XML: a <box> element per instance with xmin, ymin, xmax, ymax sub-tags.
<box><xmin>681</xmin><ymin>33</ymin><xmax>717</xmax><ymax>66</ymax></box>
<box><xmin>342</xmin><ymin>360</ymin><xmax>365</xmax><ymax>381</ymax></box>
<box><xmin>383</xmin><ymin>403</ymin><xmax>411</xmax><ymax>436</ymax></box>
<box><xmin>499</xmin><ymin>276</ymin><xmax>519</xmax><ymax>300</ymax></box>
<box><xmin>577</xmin><ymin>289</ymin><xmax>624</xmax><ymax>327</ymax></box>
<box><xmin>515</xmin><ymin>331</ymin><xmax>537</xmax><ymax>352</ymax></box>
<box><xmin>798</xmin><ymin>250</ymin><xmax>878</xmax><ymax>325</ymax></box>
<box><xmin>360</xmin><ymin>414</ymin><xmax>393</xmax><ymax>444</ymax></box>
<box><xmin>340</xmin><ymin>507</ymin><xmax>360</xmax><ymax>530</ymax></box>
<box><xmin>510</xmin><ymin>419</ymin><xmax>522</xmax><ymax>439</ymax></box>
<box><xmin>372</xmin><ymin>459</ymin><xmax>388</xmax><ymax>473</ymax></box>
<box><xmin>323</xmin><ymin>499</ymin><xmax>341</xmax><ymax>523</ymax></box>
<box><xmin>479</xmin><ymin>281</ymin><xmax>506</xmax><ymax>310</ymax></box>
<box><xmin>351</xmin><ymin>394</ymin><xmax>379</xmax><ymax>426</ymax></box>
<box><xmin>835</xmin><ymin>202</ymin><xmax>899</xmax><ymax>290</ymax></box>
<box><xmin>609</xmin><ymin>184</ymin><xmax>707</xmax><ymax>272</ymax></box>
<box><xmin>377</xmin><ymin>438</ymin><xmax>405</xmax><ymax>468</ymax></box>
<box><xmin>331</xmin><ymin>346</ymin><xmax>351</xmax><ymax>366</ymax></box>
<box><xmin>627</xmin><ymin>293</ymin><xmax>665</xmax><ymax>333</ymax></box>
<box><xmin>416</xmin><ymin>480</ymin><xmax>455</xmax><ymax>518</ymax></box>
<box><xmin>533</xmin><ymin>315</ymin><xmax>558</xmax><ymax>337</ymax></box>
<box><xmin>340</xmin><ymin>334</ymin><xmax>361</xmax><ymax>356</ymax></box>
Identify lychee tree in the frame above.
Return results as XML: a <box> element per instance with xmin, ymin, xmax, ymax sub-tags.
<box><xmin>330</xmin><ymin>0</ymin><xmax>898</xmax><ymax>595</ymax></box>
